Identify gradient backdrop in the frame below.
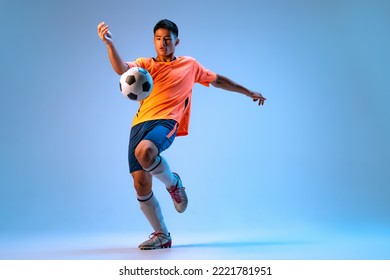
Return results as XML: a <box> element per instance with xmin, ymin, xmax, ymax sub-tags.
<box><xmin>0</xmin><ymin>0</ymin><xmax>389</xmax><ymax>256</ymax></box>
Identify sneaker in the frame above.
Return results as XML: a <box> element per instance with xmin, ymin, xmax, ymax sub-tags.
<box><xmin>138</xmin><ymin>232</ymin><xmax>172</xmax><ymax>250</ymax></box>
<box><xmin>167</xmin><ymin>172</ymin><xmax>188</xmax><ymax>213</ymax></box>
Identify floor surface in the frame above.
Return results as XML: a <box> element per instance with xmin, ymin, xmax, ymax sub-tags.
<box><xmin>1</xmin><ymin>227</ymin><xmax>389</xmax><ymax>260</ymax></box>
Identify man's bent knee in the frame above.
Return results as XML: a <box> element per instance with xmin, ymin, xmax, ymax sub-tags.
<box><xmin>135</xmin><ymin>140</ymin><xmax>159</xmax><ymax>169</ymax></box>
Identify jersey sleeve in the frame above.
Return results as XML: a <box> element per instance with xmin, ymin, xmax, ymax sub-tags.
<box><xmin>126</xmin><ymin>58</ymin><xmax>147</xmax><ymax>69</ymax></box>
<box><xmin>193</xmin><ymin>59</ymin><xmax>217</xmax><ymax>86</ymax></box>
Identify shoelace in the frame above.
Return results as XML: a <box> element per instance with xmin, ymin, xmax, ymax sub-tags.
<box><xmin>149</xmin><ymin>232</ymin><xmax>167</xmax><ymax>240</ymax></box>
<box><xmin>168</xmin><ymin>186</ymin><xmax>184</xmax><ymax>203</ymax></box>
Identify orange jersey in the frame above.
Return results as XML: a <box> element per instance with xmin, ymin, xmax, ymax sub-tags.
<box><xmin>126</xmin><ymin>56</ymin><xmax>217</xmax><ymax>136</ymax></box>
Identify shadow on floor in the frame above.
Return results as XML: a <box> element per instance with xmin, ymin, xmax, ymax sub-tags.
<box><xmin>50</xmin><ymin>239</ymin><xmax>309</xmax><ymax>260</ymax></box>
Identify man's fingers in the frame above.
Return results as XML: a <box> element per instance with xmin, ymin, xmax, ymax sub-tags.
<box><xmin>97</xmin><ymin>22</ymin><xmax>109</xmax><ymax>35</ymax></box>
<box><xmin>97</xmin><ymin>22</ymin><xmax>105</xmax><ymax>31</ymax></box>
<box><xmin>100</xmin><ymin>25</ymin><xmax>108</xmax><ymax>34</ymax></box>
<box><xmin>253</xmin><ymin>97</ymin><xmax>265</xmax><ymax>106</ymax></box>
<box><xmin>97</xmin><ymin>22</ymin><xmax>111</xmax><ymax>41</ymax></box>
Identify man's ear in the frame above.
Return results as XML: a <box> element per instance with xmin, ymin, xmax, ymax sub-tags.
<box><xmin>175</xmin><ymin>38</ymin><xmax>180</xmax><ymax>46</ymax></box>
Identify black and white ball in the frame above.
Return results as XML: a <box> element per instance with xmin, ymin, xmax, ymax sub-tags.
<box><xmin>119</xmin><ymin>67</ymin><xmax>153</xmax><ymax>101</ymax></box>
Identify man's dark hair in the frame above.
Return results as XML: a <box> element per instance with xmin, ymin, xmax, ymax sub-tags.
<box><xmin>153</xmin><ymin>19</ymin><xmax>179</xmax><ymax>38</ymax></box>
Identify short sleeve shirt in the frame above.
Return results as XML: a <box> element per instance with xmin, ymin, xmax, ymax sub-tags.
<box><xmin>126</xmin><ymin>56</ymin><xmax>217</xmax><ymax>136</ymax></box>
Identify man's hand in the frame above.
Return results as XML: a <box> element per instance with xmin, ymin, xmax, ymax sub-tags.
<box><xmin>248</xmin><ymin>91</ymin><xmax>266</xmax><ymax>106</ymax></box>
<box><xmin>96</xmin><ymin>21</ymin><xmax>129</xmax><ymax>75</ymax></box>
<box><xmin>97</xmin><ymin>22</ymin><xmax>113</xmax><ymax>45</ymax></box>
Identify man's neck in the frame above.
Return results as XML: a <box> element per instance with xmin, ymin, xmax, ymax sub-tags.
<box><xmin>155</xmin><ymin>55</ymin><xmax>176</xmax><ymax>62</ymax></box>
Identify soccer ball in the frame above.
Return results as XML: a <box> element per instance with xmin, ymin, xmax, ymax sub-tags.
<box><xmin>119</xmin><ymin>67</ymin><xmax>153</xmax><ymax>101</ymax></box>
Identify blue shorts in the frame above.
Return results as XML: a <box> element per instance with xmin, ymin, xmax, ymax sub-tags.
<box><xmin>128</xmin><ymin>119</ymin><xmax>178</xmax><ymax>173</ymax></box>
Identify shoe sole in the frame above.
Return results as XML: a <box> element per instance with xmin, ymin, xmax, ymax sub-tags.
<box><xmin>139</xmin><ymin>240</ymin><xmax>172</xmax><ymax>250</ymax></box>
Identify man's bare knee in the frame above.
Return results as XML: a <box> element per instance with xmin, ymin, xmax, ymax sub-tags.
<box><xmin>135</xmin><ymin>140</ymin><xmax>159</xmax><ymax>168</ymax></box>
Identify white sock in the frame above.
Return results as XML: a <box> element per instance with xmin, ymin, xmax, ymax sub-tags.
<box><xmin>137</xmin><ymin>192</ymin><xmax>168</xmax><ymax>235</ymax></box>
<box><xmin>145</xmin><ymin>155</ymin><xmax>178</xmax><ymax>189</ymax></box>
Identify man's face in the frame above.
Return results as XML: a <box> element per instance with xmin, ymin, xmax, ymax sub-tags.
<box><xmin>154</xmin><ymin>28</ymin><xmax>178</xmax><ymax>58</ymax></box>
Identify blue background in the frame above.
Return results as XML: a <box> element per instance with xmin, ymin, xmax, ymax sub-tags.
<box><xmin>0</xmin><ymin>0</ymin><xmax>389</xmax><ymax>256</ymax></box>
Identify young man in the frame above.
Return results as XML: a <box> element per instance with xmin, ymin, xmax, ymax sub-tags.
<box><xmin>97</xmin><ymin>19</ymin><xmax>266</xmax><ymax>250</ymax></box>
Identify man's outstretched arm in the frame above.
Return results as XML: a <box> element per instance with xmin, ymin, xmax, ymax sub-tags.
<box><xmin>97</xmin><ymin>22</ymin><xmax>129</xmax><ymax>75</ymax></box>
<box><xmin>211</xmin><ymin>74</ymin><xmax>266</xmax><ymax>106</ymax></box>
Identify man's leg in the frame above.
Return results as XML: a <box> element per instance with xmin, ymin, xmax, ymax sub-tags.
<box><xmin>136</xmin><ymin>140</ymin><xmax>176</xmax><ymax>185</ymax></box>
<box><xmin>132</xmin><ymin>170</ymin><xmax>168</xmax><ymax>234</ymax></box>
<box><xmin>132</xmin><ymin>169</ymin><xmax>171</xmax><ymax>249</ymax></box>
<box><xmin>136</xmin><ymin>140</ymin><xmax>188</xmax><ymax>213</ymax></box>
<box><xmin>129</xmin><ymin>121</ymin><xmax>180</xmax><ymax>249</ymax></box>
